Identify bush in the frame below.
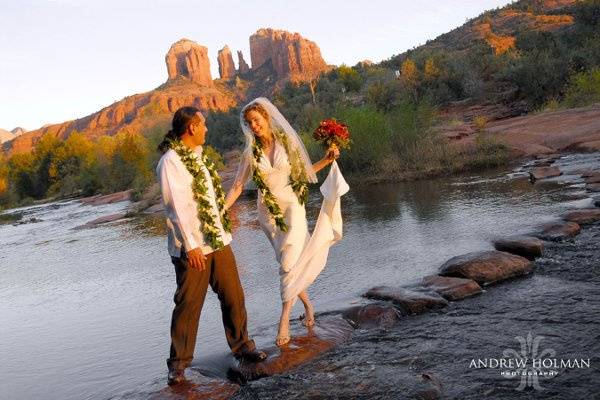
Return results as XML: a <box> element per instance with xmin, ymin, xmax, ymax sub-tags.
<box><xmin>562</xmin><ymin>68</ymin><xmax>600</xmax><ymax>107</ymax></box>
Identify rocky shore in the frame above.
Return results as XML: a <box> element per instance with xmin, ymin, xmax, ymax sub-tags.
<box><xmin>139</xmin><ymin>154</ymin><xmax>600</xmax><ymax>399</ymax></box>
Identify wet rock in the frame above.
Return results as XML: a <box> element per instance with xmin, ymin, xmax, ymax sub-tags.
<box><xmin>421</xmin><ymin>275</ymin><xmax>482</xmax><ymax>301</ymax></box>
<box><xmin>535</xmin><ymin>221</ymin><xmax>581</xmax><ymax>241</ymax></box>
<box><xmin>587</xmin><ymin>183</ymin><xmax>600</xmax><ymax>192</ymax></box>
<box><xmin>80</xmin><ymin>189</ymin><xmax>132</xmax><ymax>206</ymax></box>
<box><xmin>492</xmin><ymin>235</ymin><xmax>544</xmax><ymax>260</ymax></box>
<box><xmin>439</xmin><ymin>250</ymin><xmax>533</xmax><ymax>285</ymax></box>
<box><xmin>567</xmin><ymin>139</ymin><xmax>600</xmax><ymax>153</ymax></box>
<box><xmin>584</xmin><ymin>173</ymin><xmax>600</xmax><ymax>184</ymax></box>
<box><xmin>363</xmin><ymin>286</ymin><xmax>448</xmax><ymax>314</ymax></box>
<box><xmin>562</xmin><ymin>208</ymin><xmax>600</xmax><ymax>225</ymax></box>
<box><xmin>410</xmin><ymin>373</ymin><xmax>443</xmax><ymax>400</ymax></box>
<box><xmin>148</xmin><ymin>371</ymin><xmax>239</xmax><ymax>400</ymax></box>
<box><xmin>342</xmin><ymin>303</ymin><xmax>403</xmax><ymax>329</ymax></box>
<box><xmin>75</xmin><ymin>213</ymin><xmax>128</xmax><ymax>229</ymax></box>
<box><xmin>529</xmin><ymin>166</ymin><xmax>562</xmax><ymax>181</ymax></box>
<box><xmin>594</xmin><ymin>196</ymin><xmax>600</xmax><ymax>207</ymax></box>
<box><xmin>228</xmin><ymin>316</ymin><xmax>353</xmax><ymax>383</ymax></box>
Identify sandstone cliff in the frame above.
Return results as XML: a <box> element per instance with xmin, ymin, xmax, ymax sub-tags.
<box><xmin>237</xmin><ymin>51</ymin><xmax>250</xmax><ymax>75</ymax></box>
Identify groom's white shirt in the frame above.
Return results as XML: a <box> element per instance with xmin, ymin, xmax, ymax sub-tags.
<box><xmin>156</xmin><ymin>146</ymin><xmax>232</xmax><ymax>257</ymax></box>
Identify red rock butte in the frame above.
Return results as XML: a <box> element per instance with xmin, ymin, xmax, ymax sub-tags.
<box><xmin>249</xmin><ymin>28</ymin><xmax>331</xmax><ymax>83</ymax></box>
<box><xmin>165</xmin><ymin>38</ymin><xmax>214</xmax><ymax>86</ymax></box>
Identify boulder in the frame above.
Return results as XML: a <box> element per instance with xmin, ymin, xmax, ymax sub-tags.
<box><xmin>439</xmin><ymin>250</ymin><xmax>533</xmax><ymax>285</ymax></box>
<box><xmin>421</xmin><ymin>275</ymin><xmax>482</xmax><ymax>301</ymax></box>
<box><xmin>363</xmin><ymin>286</ymin><xmax>448</xmax><ymax>315</ymax></box>
<box><xmin>228</xmin><ymin>316</ymin><xmax>353</xmax><ymax>383</ymax></box>
<box><xmin>492</xmin><ymin>235</ymin><xmax>544</xmax><ymax>260</ymax></box>
<box><xmin>342</xmin><ymin>303</ymin><xmax>403</xmax><ymax>329</ymax></box>
<box><xmin>562</xmin><ymin>208</ymin><xmax>600</xmax><ymax>225</ymax></box>
<box><xmin>529</xmin><ymin>166</ymin><xmax>562</xmax><ymax>181</ymax></box>
<box><xmin>535</xmin><ymin>221</ymin><xmax>581</xmax><ymax>241</ymax></box>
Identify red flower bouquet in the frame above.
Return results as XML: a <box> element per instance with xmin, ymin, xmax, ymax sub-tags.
<box><xmin>313</xmin><ymin>118</ymin><xmax>351</xmax><ymax>150</ymax></box>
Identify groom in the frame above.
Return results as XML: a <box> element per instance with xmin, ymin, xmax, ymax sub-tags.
<box><xmin>156</xmin><ymin>106</ymin><xmax>266</xmax><ymax>386</ymax></box>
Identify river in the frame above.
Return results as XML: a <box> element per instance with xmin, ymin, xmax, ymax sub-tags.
<box><xmin>1</xmin><ymin>153</ymin><xmax>598</xmax><ymax>400</ymax></box>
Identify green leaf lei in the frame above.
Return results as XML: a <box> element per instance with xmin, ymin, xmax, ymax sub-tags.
<box><xmin>251</xmin><ymin>129</ymin><xmax>310</xmax><ymax>232</ymax></box>
<box><xmin>169</xmin><ymin>139</ymin><xmax>232</xmax><ymax>250</ymax></box>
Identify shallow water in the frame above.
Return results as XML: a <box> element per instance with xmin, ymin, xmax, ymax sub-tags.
<box><xmin>0</xmin><ymin>153</ymin><xmax>598</xmax><ymax>400</ymax></box>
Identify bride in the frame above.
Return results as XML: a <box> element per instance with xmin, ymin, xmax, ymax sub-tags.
<box><xmin>224</xmin><ymin>97</ymin><xmax>348</xmax><ymax>346</ymax></box>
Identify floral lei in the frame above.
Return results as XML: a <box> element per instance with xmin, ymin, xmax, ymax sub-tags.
<box><xmin>251</xmin><ymin>129</ymin><xmax>309</xmax><ymax>232</ymax></box>
<box><xmin>169</xmin><ymin>139</ymin><xmax>232</xmax><ymax>250</ymax></box>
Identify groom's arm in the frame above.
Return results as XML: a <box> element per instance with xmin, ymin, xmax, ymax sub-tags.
<box><xmin>159</xmin><ymin>157</ymin><xmax>207</xmax><ymax>269</ymax></box>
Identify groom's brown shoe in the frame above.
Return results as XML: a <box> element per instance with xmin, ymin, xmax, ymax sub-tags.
<box><xmin>167</xmin><ymin>369</ymin><xmax>185</xmax><ymax>386</ymax></box>
<box><xmin>234</xmin><ymin>348</ymin><xmax>267</xmax><ymax>363</ymax></box>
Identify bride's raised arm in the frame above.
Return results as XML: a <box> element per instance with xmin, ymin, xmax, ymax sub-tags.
<box><xmin>312</xmin><ymin>146</ymin><xmax>340</xmax><ymax>174</ymax></box>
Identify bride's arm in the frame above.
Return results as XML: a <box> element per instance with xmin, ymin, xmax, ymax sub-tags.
<box><xmin>224</xmin><ymin>154</ymin><xmax>251</xmax><ymax>211</ymax></box>
<box><xmin>312</xmin><ymin>147</ymin><xmax>340</xmax><ymax>174</ymax></box>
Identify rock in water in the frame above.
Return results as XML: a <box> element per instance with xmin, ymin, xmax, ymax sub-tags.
<box><xmin>529</xmin><ymin>166</ymin><xmax>562</xmax><ymax>181</ymax></box>
<box><xmin>363</xmin><ymin>286</ymin><xmax>448</xmax><ymax>314</ymax></box>
<box><xmin>535</xmin><ymin>221</ymin><xmax>581</xmax><ymax>241</ymax></box>
<box><xmin>147</xmin><ymin>372</ymin><xmax>239</xmax><ymax>400</ymax></box>
<box><xmin>342</xmin><ymin>303</ymin><xmax>403</xmax><ymax>329</ymax></box>
<box><xmin>584</xmin><ymin>172</ymin><xmax>600</xmax><ymax>184</ymax></box>
<box><xmin>493</xmin><ymin>235</ymin><xmax>544</xmax><ymax>260</ymax></box>
<box><xmin>421</xmin><ymin>275</ymin><xmax>482</xmax><ymax>301</ymax></box>
<box><xmin>587</xmin><ymin>183</ymin><xmax>600</xmax><ymax>192</ymax></box>
<box><xmin>439</xmin><ymin>250</ymin><xmax>533</xmax><ymax>285</ymax></box>
<box><xmin>562</xmin><ymin>208</ymin><xmax>600</xmax><ymax>225</ymax></box>
<box><xmin>228</xmin><ymin>316</ymin><xmax>353</xmax><ymax>383</ymax></box>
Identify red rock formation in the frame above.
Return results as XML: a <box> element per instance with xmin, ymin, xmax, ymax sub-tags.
<box><xmin>237</xmin><ymin>50</ymin><xmax>250</xmax><ymax>74</ymax></box>
<box><xmin>249</xmin><ymin>28</ymin><xmax>331</xmax><ymax>83</ymax></box>
<box><xmin>217</xmin><ymin>45</ymin><xmax>236</xmax><ymax>80</ymax></box>
<box><xmin>165</xmin><ymin>38</ymin><xmax>213</xmax><ymax>86</ymax></box>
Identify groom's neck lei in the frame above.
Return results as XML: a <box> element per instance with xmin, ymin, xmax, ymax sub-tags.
<box><xmin>251</xmin><ymin>129</ymin><xmax>310</xmax><ymax>232</ymax></box>
<box><xmin>168</xmin><ymin>139</ymin><xmax>232</xmax><ymax>250</ymax></box>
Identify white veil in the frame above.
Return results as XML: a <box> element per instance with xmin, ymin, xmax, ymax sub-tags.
<box><xmin>236</xmin><ymin>97</ymin><xmax>318</xmax><ymax>184</ymax></box>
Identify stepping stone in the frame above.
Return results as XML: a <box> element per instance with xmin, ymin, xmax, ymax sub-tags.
<box><xmin>529</xmin><ymin>166</ymin><xmax>561</xmax><ymax>181</ymax></box>
<box><xmin>584</xmin><ymin>173</ymin><xmax>600</xmax><ymax>184</ymax></box>
<box><xmin>363</xmin><ymin>286</ymin><xmax>448</xmax><ymax>315</ymax></box>
<box><xmin>74</xmin><ymin>213</ymin><xmax>128</xmax><ymax>229</ymax></box>
<box><xmin>562</xmin><ymin>208</ymin><xmax>600</xmax><ymax>225</ymax></box>
<box><xmin>228</xmin><ymin>316</ymin><xmax>353</xmax><ymax>383</ymax></box>
<box><xmin>439</xmin><ymin>250</ymin><xmax>533</xmax><ymax>286</ymax></box>
<box><xmin>421</xmin><ymin>275</ymin><xmax>482</xmax><ymax>301</ymax></box>
<box><xmin>493</xmin><ymin>235</ymin><xmax>544</xmax><ymax>260</ymax></box>
<box><xmin>148</xmin><ymin>372</ymin><xmax>239</xmax><ymax>400</ymax></box>
<box><xmin>535</xmin><ymin>221</ymin><xmax>581</xmax><ymax>241</ymax></box>
<box><xmin>342</xmin><ymin>303</ymin><xmax>402</xmax><ymax>329</ymax></box>
<box><xmin>587</xmin><ymin>183</ymin><xmax>600</xmax><ymax>192</ymax></box>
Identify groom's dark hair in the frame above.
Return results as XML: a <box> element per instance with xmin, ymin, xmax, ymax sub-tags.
<box><xmin>157</xmin><ymin>106</ymin><xmax>203</xmax><ymax>153</ymax></box>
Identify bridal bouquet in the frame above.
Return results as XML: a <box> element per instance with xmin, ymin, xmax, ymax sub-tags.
<box><xmin>313</xmin><ymin>119</ymin><xmax>351</xmax><ymax>150</ymax></box>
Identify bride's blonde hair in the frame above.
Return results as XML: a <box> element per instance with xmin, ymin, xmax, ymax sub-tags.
<box><xmin>242</xmin><ymin>103</ymin><xmax>271</xmax><ymax>130</ymax></box>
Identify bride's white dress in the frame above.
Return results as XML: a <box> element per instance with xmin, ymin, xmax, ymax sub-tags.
<box><xmin>235</xmin><ymin>141</ymin><xmax>349</xmax><ymax>302</ymax></box>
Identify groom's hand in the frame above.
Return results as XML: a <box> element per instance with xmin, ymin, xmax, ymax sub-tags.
<box><xmin>187</xmin><ymin>248</ymin><xmax>207</xmax><ymax>271</ymax></box>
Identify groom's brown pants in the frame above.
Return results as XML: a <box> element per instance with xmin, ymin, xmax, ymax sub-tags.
<box><xmin>167</xmin><ymin>244</ymin><xmax>255</xmax><ymax>371</ymax></box>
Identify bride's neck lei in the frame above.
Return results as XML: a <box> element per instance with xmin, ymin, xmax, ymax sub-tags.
<box><xmin>168</xmin><ymin>139</ymin><xmax>232</xmax><ymax>250</ymax></box>
<box><xmin>251</xmin><ymin>129</ymin><xmax>310</xmax><ymax>232</ymax></box>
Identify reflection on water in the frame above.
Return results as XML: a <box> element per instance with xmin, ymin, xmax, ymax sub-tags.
<box><xmin>0</xmin><ymin>153</ymin><xmax>599</xmax><ymax>400</ymax></box>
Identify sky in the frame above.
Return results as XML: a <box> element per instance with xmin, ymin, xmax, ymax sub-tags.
<box><xmin>1</xmin><ymin>0</ymin><xmax>513</xmax><ymax>131</ymax></box>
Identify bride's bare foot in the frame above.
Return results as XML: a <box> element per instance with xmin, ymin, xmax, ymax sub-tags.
<box><xmin>276</xmin><ymin>322</ymin><xmax>290</xmax><ymax>346</ymax></box>
<box><xmin>301</xmin><ymin>304</ymin><xmax>315</xmax><ymax>327</ymax></box>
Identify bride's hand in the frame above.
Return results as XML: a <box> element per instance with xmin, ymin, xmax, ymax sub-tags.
<box><xmin>325</xmin><ymin>146</ymin><xmax>340</xmax><ymax>162</ymax></box>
